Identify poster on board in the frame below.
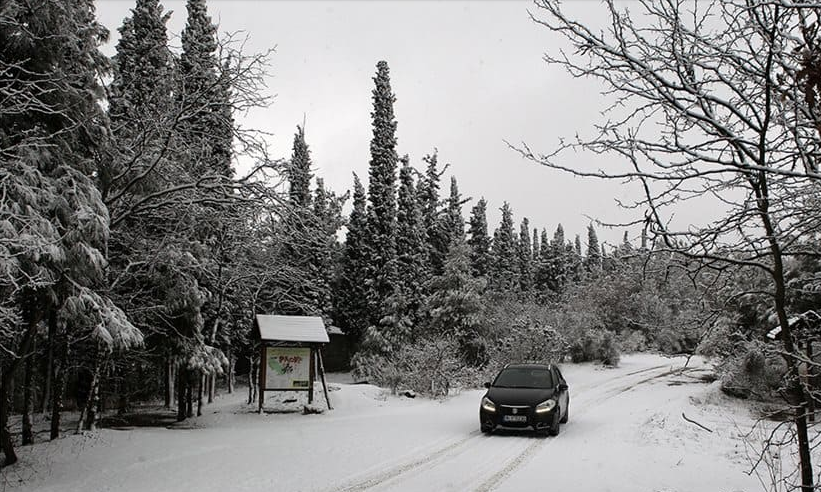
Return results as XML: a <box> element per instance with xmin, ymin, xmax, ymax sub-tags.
<box><xmin>264</xmin><ymin>347</ymin><xmax>311</xmax><ymax>390</ymax></box>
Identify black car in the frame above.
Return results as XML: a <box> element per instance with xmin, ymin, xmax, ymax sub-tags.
<box><xmin>479</xmin><ymin>363</ymin><xmax>569</xmax><ymax>436</ymax></box>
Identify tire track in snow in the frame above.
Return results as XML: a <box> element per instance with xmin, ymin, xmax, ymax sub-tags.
<box><xmin>331</xmin><ymin>362</ymin><xmax>688</xmax><ymax>492</ymax></box>
<box><xmin>332</xmin><ymin>430</ymin><xmax>484</xmax><ymax>492</ymax></box>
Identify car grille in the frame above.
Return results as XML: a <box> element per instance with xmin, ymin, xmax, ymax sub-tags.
<box><xmin>500</xmin><ymin>405</ymin><xmax>531</xmax><ymax>415</ymax></box>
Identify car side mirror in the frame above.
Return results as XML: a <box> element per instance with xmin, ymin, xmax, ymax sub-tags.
<box><xmin>558</xmin><ymin>383</ymin><xmax>568</xmax><ymax>391</ymax></box>
<box><xmin>483</xmin><ymin>382</ymin><xmax>491</xmax><ymax>389</ymax></box>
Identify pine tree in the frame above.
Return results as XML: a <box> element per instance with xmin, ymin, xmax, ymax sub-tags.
<box><xmin>490</xmin><ymin>202</ymin><xmax>518</xmax><ymax>291</ymax></box>
<box><xmin>518</xmin><ymin>218</ymin><xmax>533</xmax><ymax>292</ymax></box>
<box><xmin>336</xmin><ymin>174</ymin><xmax>370</xmax><ymax>344</ymax></box>
<box><xmin>423</xmin><ymin>240</ymin><xmax>486</xmax><ymax>364</ymax></box>
<box><xmin>1</xmin><ymin>0</ymin><xmax>143</xmax><ymax>459</ymax></box>
<box><xmin>467</xmin><ymin>198</ymin><xmax>492</xmax><ymax>278</ymax></box>
<box><xmin>586</xmin><ymin>223</ymin><xmax>602</xmax><ymax>273</ymax></box>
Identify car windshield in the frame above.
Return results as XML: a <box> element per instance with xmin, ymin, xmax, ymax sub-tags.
<box><xmin>493</xmin><ymin>368</ymin><xmax>554</xmax><ymax>389</ymax></box>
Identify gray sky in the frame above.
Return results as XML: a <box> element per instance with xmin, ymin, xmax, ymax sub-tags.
<box><xmin>95</xmin><ymin>0</ymin><xmax>646</xmax><ymax>249</ymax></box>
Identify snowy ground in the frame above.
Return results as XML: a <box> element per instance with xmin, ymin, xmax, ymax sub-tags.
<box><xmin>5</xmin><ymin>354</ymin><xmax>777</xmax><ymax>492</ymax></box>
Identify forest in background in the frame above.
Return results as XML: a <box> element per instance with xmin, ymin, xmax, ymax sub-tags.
<box><xmin>2</xmin><ymin>1</ymin><xmax>821</xmax><ymax>488</ymax></box>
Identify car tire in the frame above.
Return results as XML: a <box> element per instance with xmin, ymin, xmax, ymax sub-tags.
<box><xmin>548</xmin><ymin>411</ymin><xmax>561</xmax><ymax>436</ymax></box>
<box><xmin>481</xmin><ymin>424</ymin><xmax>493</xmax><ymax>435</ymax></box>
<box><xmin>560</xmin><ymin>402</ymin><xmax>569</xmax><ymax>424</ymax></box>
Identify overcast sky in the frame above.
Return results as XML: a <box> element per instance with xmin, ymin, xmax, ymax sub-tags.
<box><xmin>95</xmin><ymin>0</ymin><xmax>652</xmax><ymax>249</ymax></box>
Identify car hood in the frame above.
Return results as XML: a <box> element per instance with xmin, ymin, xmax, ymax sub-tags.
<box><xmin>485</xmin><ymin>387</ymin><xmax>556</xmax><ymax>406</ymax></box>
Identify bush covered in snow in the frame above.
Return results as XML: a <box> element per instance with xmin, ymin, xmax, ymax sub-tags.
<box><xmin>353</xmin><ymin>337</ymin><xmax>481</xmax><ymax>397</ymax></box>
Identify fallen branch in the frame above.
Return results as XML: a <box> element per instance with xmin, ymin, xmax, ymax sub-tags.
<box><xmin>682</xmin><ymin>412</ymin><xmax>713</xmax><ymax>433</ymax></box>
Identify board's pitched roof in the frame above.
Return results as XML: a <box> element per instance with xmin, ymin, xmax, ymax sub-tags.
<box><xmin>255</xmin><ymin>315</ymin><xmax>329</xmax><ymax>343</ymax></box>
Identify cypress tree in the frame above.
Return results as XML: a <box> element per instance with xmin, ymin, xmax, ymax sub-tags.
<box><xmin>586</xmin><ymin>223</ymin><xmax>602</xmax><ymax>273</ymax></box>
<box><xmin>518</xmin><ymin>218</ymin><xmax>533</xmax><ymax>292</ymax></box>
<box><xmin>532</xmin><ymin>228</ymin><xmax>540</xmax><ymax>262</ymax></box>
<box><xmin>490</xmin><ymin>202</ymin><xmax>518</xmax><ymax>291</ymax></box>
<box><xmin>179</xmin><ymin>0</ymin><xmax>232</xmax><ymax>176</ymax></box>
<box><xmin>467</xmin><ymin>198</ymin><xmax>492</xmax><ymax>278</ymax></box>
<box><xmin>444</xmin><ymin>176</ymin><xmax>465</xmax><ymax>245</ymax></box>
<box><xmin>533</xmin><ymin>228</ymin><xmax>551</xmax><ymax>294</ymax></box>
<box><xmin>418</xmin><ymin>151</ymin><xmax>448</xmax><ymax>276</ymax></box>
<box><xmin>287</xmin><ymin>126</ymin><xmax>313</xmax><ymax>208</ymax></box>
<box><xmin>362</xmin><ymin>60</ymin><xmax>400</xmax><ymax>337</ymax></box>
<box><xmin>312</xmin><ymin>178</ymin><xmax>344</xmax><ymax>321</ymax></box>
<box><xmin>395</xmin><ymin>156</ymin><xmax>427</xmax><ymax>328</ymax></box>
<box><xmin>109</xmin><ymin>0</ymin><xmax>171</xmax><ymax>124</ymax></box>
<box><xmin>336</xmin><ymin>174</ymin><xmax>369</xmax><ymax>343</ymax></box>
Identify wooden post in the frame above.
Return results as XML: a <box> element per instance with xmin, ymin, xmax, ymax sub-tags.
<box><xmin>317</xmin><ymin>348</ymin><xmax>332</xmax><ymax>410</ymax></box>
<box><xmin>258</xmin><ymin>346</ymin><xmax>266</xmax><ymax>413</ymax></box>
<box><xmin>308</xmin><ymin>346</ymin><xmax>315</xmax><ymax>404</ymax></box>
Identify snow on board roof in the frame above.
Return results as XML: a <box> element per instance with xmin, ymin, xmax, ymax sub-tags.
<box><xmin>255</xmin><ymin>315</ymin><xmax>329</xmax><ymax>343</ymax></box>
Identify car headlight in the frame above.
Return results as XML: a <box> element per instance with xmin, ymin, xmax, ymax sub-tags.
<box><xmin>482</xmin><ymin>397</ymin><xmax>496</xmax><ymax>413</ymax></box>
<box><xmin>535</xmin><ymin>399</ymin><xmax>557</xmax><ymax>414</ymax></box>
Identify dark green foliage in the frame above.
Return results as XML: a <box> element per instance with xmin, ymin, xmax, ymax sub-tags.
<box><xmin>444</xmin><ymin>176</ymin><xmax>465</xmax><ymax>245</ymax></box>
<box><xmin>586</xmin><ymin>223</ymin><xmax>601</xmax><ymax>273</ymax></box>
<box><xmin>490</xmin><ymin>202</ymin><xmax>518</xmax><ymax>291</ymax></box>
<box><xmin>336</xmin><ymin>174</ymin><xmax>370</xmax><ymax>343</ymax></box>
<box><xmin>517</xmin><ymin>218</ymin><xmax>533</xmax><ymax>292</ymax></box>
<box><xmin>418</xmin><ymin>151</ymin><xmax>448</xmax><ymax>276</ymax></box>
<box><xmin>179</xmin><ymin>0</ymin><xmax>232</xmax><ymax>177</ymax></box>
<box><xmin>362</xmin><ymin>61</ymin><xmax>399</xmax><ymax>335</ymax></box>
<box><xmin>287</xmin><ymin>126</ymin><xmax>312</xmax><ymax>208</ymax></box>
<box><xmin>0</xmin><ymin>0</ymin><xmax>142</xmax><ymax>459</ymax></box>
<box><xmin>394</xmin><ymin>157</ymin><xmax>427</xmax><ymax>329</ymax></box>
<box><xmin>424</xmin><ymin>240</ymin><xmax>486</xmax><ymax>364</ymax></box>
<box><xmin>467</xmin><ymin>198</ymin><xmax>492</xmax><ymax>278</ymax></box>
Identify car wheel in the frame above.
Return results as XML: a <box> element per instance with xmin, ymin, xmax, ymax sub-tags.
<box><xmin>560</xmin><ymin>402</ymin><xmax>569</xmax><ymax>424</ymax></box>
<box><xmin>549</xmin><ymin>411</ymin><xmax>561</xmax><ymax>436</ymax></box>
<box><xmin>481</xmin><ymin>424</ymin><xmax>493</xmax><ymax>435</ymax></box>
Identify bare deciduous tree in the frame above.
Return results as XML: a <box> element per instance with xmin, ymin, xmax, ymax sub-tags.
<box><xmin>517</xmin><ymin>1</ymin><xmax>821</xmax><ymax>489</ymax></box>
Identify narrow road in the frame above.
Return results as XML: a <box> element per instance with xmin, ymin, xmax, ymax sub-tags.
<box><xmin>330</xmin><ymin>362</ymin><xmax>686</xmax><ymax>492</ymax></box>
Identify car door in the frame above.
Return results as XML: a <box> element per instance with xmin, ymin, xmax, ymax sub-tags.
<box><xmin>553</xmin><ymin>367</ymin><xmax>569</xmax><ymax>412</ymax></box>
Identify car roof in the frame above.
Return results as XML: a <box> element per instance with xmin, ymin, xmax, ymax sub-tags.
<box><xmin>502</xmin><ymin>363</ymin><xmax>555</xmax><ymax>370</ymax></box>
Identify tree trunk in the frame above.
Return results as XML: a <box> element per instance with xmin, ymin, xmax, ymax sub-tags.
<box><xmin>185</xmin><ymin>377</ymin><xmax>193</xmax><ymax>419</ymax></box>
<box><xmin>226</xmin><ymin>350</ymin><xmax>234</xmax><ymax>394</ymax></box>
<box><xmin>22</xmin><ymin>338</ymin><xmax>35</xmax><ymax>445</ymax></box>
<box><xmin>0</xmin><ymin>374</ymin><xmax>17</xmax><ymax>467</ymax></box>
<box><xmin>755</xmin><ymin>176</ymin><xmax>814</xmax><ymax>492</ymax></box>
<box><xmin>41</xmin><ymin>312</ymin><xmax>56</xmax><ymax>414</ymax></box>
<box><xmin>81</xmin><ymin>348</ymin><xmax>103</xmax><ymax>431</ymax></box>
<box><xmin>50</xmin><ymin>349</ymin><xmax>67</xmax><ymax>441</ymax></box>
<box><xmin>248</xmin><ymin>355</ymin><xmax>258</xmax><ymax>405</ymax></box>
<box><xmin>164</xmin><ymin>355</ymin><xmax>172</xmax><ymax>408</ymax></box>
<box><xmin>197</xmin><ymin>375</ymin><xmax>204</xmax><ymax>417</ymax></box>
<box><xmin>208</xmin><ymin>374</ymin><xmax>215</xmax><ymax>404</ymax></box>
<box><xmin>176</xmin><ymin>365</ymin><xmax>187</xmax><ymax>422</ymax></box>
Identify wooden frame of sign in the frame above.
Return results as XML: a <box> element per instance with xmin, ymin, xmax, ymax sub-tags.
<box><xmin>257</xmin><ymin>342</ymin><xmax>332</xmax><ymax>413</ymax></box>
<box><xmin>254</xmin><ymin>315</ymin><xmax>333</xmax><ymax>413</ymax></box>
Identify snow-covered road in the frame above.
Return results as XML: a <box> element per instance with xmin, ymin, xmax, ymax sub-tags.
<box><xmin>10</xmin><ymin>355</ymin><xmax>762</xmax><ymax>492</ymax></box>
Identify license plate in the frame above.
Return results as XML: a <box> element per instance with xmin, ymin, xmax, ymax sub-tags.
<box><xmin>503</xmin><ymin>415</ymin><xmax>527</xmax><ymax>423</ymax></box>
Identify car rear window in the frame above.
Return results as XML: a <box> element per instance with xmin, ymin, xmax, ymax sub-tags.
<box><xmin>493</xmin><ymin>368</ymin><xmax>555</xmax><ymax>389</ymax></box>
